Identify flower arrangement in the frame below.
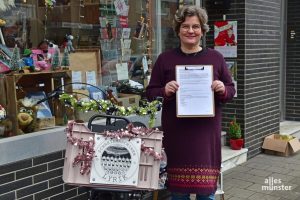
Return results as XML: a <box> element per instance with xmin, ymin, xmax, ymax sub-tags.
<box><xmin>228</xmin><ymin>116</ymin><xmax>241</xmax><ymax>139</ymax></box>
<box><xmin>59</xmin><ymin>93</ymin><xmax>162</xmax><ymax>128</ymax></box>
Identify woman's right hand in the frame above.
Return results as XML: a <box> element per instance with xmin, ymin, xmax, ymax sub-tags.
<box><xmin>164</xmin><ymin>81</ymin><xmax>179</xmax><ymax>97</ymax></box>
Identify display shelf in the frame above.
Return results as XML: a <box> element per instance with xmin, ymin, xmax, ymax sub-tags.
<box><xmin>1</xmin><ymin>70</ymin><xmax>72</xmax><ymax>136</ymax></box>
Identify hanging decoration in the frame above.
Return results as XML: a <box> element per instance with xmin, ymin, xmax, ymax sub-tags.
<box><xmin>144</xmin><ymin>0</ymin><xmax>152</xmax><ymax>69</ymax></box>
<box><xmin>66</xmin><ymin>122</ymin><xmax>95</xmax><ymax>175</ymax></box>
<box><xmin>59</xmin><ymin>93</ymin><xmax>162</xmax><ymax>127</ymax></box>
<box><xmin>43</xmin><ymin>0</ymin><xmax>56</xmax><ymax>39</ymax></box>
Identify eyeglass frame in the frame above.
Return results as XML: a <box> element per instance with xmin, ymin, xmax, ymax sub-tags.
<box><xmin>180</xmin><ymin>24</ymin><xmax>202</xmax><ymax>32</ymax></box>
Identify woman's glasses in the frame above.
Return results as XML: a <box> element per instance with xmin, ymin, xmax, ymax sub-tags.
<box><xmin>180</xmin><ymin>24</ymin><xmax>201</xmax><ymax>32</ymax></box>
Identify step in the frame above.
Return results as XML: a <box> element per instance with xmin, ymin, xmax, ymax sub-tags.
<box><xmin>280</xmin><ymin>121</ymin><xmax>300</xmax><ymax>135</ymax></box>
<box><xmin>221</xmin><ymin>146</ymin><xmax>248</xmax><ymax>172</ymax></box>
<box><xmin>221</xmin><ymin>131</ymin><xmax>226</xmax><ymax>146</ymax></box>
<box><xmin>280</xmin><ymin>121</ymin><xmax>300</xmax><ymax>141</ymax></box>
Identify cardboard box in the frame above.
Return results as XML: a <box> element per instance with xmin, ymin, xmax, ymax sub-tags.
<box><xmin>262</xmin><ymin>134</ymin><xmax>300</xmax><ymax>156</ymax></box>
<box><xmin>73</xmin><ymin>89</ymin><xmax>90</xmax><ymax>100</ymax></box>
<box><xmin>116</xmin><ymin>93</ymin><xmax>141</xmax><ymax>107</ymax></box>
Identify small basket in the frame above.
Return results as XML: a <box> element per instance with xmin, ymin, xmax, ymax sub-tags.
<box><xmin>62</xmin><ymin>122</ymin><xmax>163</xmax><ymax>191</ymax></box>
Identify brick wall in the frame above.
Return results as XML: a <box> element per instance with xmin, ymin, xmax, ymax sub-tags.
<box><xmin>286</xmin><ymin>0</ymin><xmax>300</xmax><ymax>121</ymax></box>
<box><xmin>204</xmin><ymin>0</ymin><xmax>281</xmax><ymax>158</ymax></box>
<box><xmin>0</xmin><ymin>151</ymin><xmax>89</xmax><ymax>200</ymax></box>
<box><xmin>243</xmin><ymin>0</ymin><xmax>281</xmax><ymax>157</ymax></box>
<box><xmin>204</xmin><ymin>0</ymin><xmax>245</xmax><ymax>142</ymax></box>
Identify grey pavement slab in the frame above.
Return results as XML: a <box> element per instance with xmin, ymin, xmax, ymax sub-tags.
<box><xmin>247</xmin><ymin>192</ymin><xmax>281</xmax><ymax>200</ymax></box>
<box><xmin>223</xmin><ymin>152</ymin><xmax>300</xmax><ymax>200</ymax></box>
<box><xmin>161</xmin><ymin>150</ymin><xmax>300</xmax><ymax>200</ymax></box>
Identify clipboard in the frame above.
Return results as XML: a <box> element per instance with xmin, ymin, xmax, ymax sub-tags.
<box><xmin>175</xmin><ymin>65</ymin><xmax>215</xmax><ymax>117</ymax></box>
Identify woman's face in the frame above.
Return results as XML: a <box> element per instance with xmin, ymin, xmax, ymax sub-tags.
<box><xmin>178</xmin><ymin>16</ymin><xmax>202</xmax><ymax>48</ymax></box>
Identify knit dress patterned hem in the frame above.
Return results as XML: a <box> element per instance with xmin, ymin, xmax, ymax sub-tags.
<box><xmin>167</xmin><ymin>165</ymin><xmax>220</xmax><ymax>195</ymax></box>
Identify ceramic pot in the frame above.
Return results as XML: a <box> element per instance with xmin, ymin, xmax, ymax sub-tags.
<box><xmin>230</xmin><ymin>138</ymin><xmax>244</xmax><ymax>150</ymax></box>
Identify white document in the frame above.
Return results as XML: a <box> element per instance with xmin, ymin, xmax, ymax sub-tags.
<box><xmin>176</xmin><ymin>65</ymin><xmax>215</xmax><ymax>117</ymax></box>
<box><xmin>85</xmin><ymin>71</ymin><xmax>97</xmax><ymax>87</ymax></box>
<box><xmin>142</xmin><ymin>55</ymin><xmax>148</xmax><ymax>74</ymax></box>
<box><xmin>123</xmin><ymin>39</ymin><xmax>131</xmax><ymax>48</ymax></box>
<box><xmin>129</xmin><ymin>80</ymin><xmax>143</xmax><ymax>89</ymax></box>
<box><xmin>121</xmin><ymin>49</ymin><xmax>131</xmax><ymax>62</ymax></box>
<box><xmin>116</xmin><ymin>63</ymin><xmax>129</xmax><ymax>80</ymax></box>
<box><xmin>72</xmin><ymin>71</ymin><xmax>83</xmax><ymax>89</ymax></box>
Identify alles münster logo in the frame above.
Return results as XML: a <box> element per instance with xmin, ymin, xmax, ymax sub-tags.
<box><xmin>262</xmin><ymin>177</ymin><xmax>292</xmax><ymax>191</ymax></box>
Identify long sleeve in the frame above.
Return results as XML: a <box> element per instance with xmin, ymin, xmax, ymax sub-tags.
<box><xmin>215</xmin><ymin>57</ymin><xmax>236</xmax><ymax>103</ymax></box>
<box><xmin>146</xmin><ymin>55</ymin><xmax>167</xmax><ymax>101</ymax></box>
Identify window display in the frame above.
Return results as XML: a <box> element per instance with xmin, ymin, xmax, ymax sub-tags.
<box><xmin>0</xmin><ymin>0</ymin><xmax>197</xmax><ymax>137</ymax></box>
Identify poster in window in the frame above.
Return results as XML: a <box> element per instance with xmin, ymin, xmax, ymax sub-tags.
<box><xmin>226</xmin><ymin>61</ymin><xmax>237</xmax><ymax>97</ymax></box>
<box><xmin>100</xmin><ymin>28</ymin><xmax>117</xmax><ymax>39</ymax></box>
<box><xmin>214</xmin><ymin>21</ymin><xmax>237</xmax><ymax>58</ymax></box>
<box><xmin>114</xmin><ymin>0</ymin><xmax>129</xmax><ymax>16</ymax></box>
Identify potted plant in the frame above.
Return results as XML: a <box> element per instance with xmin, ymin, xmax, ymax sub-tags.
<box><xmin>228</xmin><ymin>116</ymin><xmax>244</xmax><ymax>150</ymax></box>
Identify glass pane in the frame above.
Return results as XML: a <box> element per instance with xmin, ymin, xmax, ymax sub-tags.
<box><xmin>157</xmin><ymin>0</ymin><xmax>195</xmax><ymax>53</ymax></box>
<box><xmin>0</xmin><ymin>0</ymin><xmax>196</xmax><ymax>88</ymax></box>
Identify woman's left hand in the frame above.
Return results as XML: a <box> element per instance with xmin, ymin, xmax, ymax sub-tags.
<box><xmin>211</xmin><ymin>80</ymin><xmax>225</xmax><ymax>94</ymax></box>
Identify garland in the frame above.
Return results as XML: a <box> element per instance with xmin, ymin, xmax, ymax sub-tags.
<box><xmin>66</xmin><ymin>122</ymin><xmax>95</xmax><ymax>175</ymax></box>
<box><xmin>103</xmin><ymin>124</ymin><xmax>163</xmax><ymax>161</ymax></box>
<box><xmin>59</xmin><ymin>93</ymin><xmax>162</xmax><ymax>128</ymax></box>
<box><xmin>66</xmin><ymin>134</ymin><xmax>95</xmax><ymax>175</ymax></box>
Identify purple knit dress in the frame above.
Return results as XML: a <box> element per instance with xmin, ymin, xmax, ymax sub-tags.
<box><xmin>146</xmin><ymin>47</ymin><xmax>235</xmax><ymax>195</ymax></box>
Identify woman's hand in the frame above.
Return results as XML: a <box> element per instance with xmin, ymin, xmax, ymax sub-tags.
<box><xmin>165</xmin><ymin>81</ymin><xmax>179</xmax><ymax>97</ymax></box>
<box><xmin>211</xmin><ymin>80</ymin><xmax>225</xmax><ymax>94</ymax></box>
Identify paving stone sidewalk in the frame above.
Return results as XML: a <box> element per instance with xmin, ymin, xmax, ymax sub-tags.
<box><xmin>221</xmin><ymin>152</ymin><xmax>300</xmax><ymax>200</ymax></box>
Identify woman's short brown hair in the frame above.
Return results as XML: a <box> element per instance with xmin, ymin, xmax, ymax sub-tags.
<box><xmin>173</xmin><ymin>5</ymin><xmax>209</xmax><ymax>35</ymax></box>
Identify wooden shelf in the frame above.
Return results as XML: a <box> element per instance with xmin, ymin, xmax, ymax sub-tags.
<box><xmin>2</xmin><ymin>70</ymin><xmax>72</xmax><ymax>136</ymax></box>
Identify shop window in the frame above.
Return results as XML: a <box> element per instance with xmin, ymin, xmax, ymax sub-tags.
<box><xmin>0</xmin><ymin>0</ymin><xmax>196</xmax><ymax>136</ymax></box>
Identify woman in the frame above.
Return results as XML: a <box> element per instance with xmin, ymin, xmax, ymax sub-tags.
<box><xmin>146</xmin><ymin>5</ymin><xmax>235</xmax><ymax>200</ymax></box>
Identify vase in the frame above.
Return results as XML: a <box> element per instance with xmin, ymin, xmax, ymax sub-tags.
<box><xmin>230</xmin><ymin>138</ymin><xmax>244</xmax><ymax>150</ymax></box>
